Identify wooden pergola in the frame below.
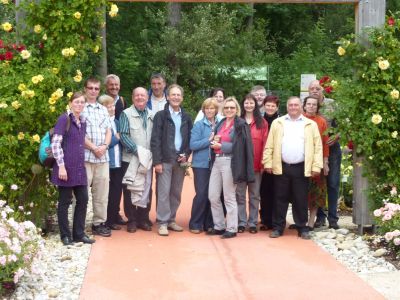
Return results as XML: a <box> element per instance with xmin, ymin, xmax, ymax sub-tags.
<box><xmin>114</xmin><ymin>0</ymin><xmax>386</xmax><ymax>34</ymax></box>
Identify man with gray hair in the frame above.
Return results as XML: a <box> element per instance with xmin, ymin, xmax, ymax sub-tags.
<box><xmin>105</xmin><ymin>74</ymin><xmax>127</xmax><ymax>226</ymax></box>
<box><xmin>251</xmin><ymin>85</ymin><xmax>267</xmax><ymax>116</ymax></box>
<box><xmin>119</xmin><ymin>87</ymin><xmax>154</xmax><ymax>232</ymax></box>
<box><xmin>147</xmin><ymin>73</ymin><xmax>168</xmax><ymax>114</ymax></box>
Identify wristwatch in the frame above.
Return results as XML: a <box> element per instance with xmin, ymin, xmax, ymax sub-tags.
<box><xmin>102</xmin><ymin>143</ymin><xmax>109</xmax><ymax>149</ymax></box>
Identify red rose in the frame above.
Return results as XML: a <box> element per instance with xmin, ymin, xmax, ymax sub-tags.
<box><xmin>0</xmin><ymin>54</ymin><xmax>5</xmax><ymax>61</ymax></box>
<box><xmin>388</xmin><ymin>17</ymin><xmax>395</xmax><ymax>26</ymax></box>
<box><xmin>16</xmin><ymin>45</ymin><xmax>26</xmax><ymax>52</ymax></box>
<box><xmin>347</xmin><ymin>141</ymin><xmax>354</xmax><ymax>150</ymax></box>
<box><xmin>324</xmin><ymin>86</ymin><xmax>333</xmax><ymax>94</ymax></box>
<box><xmin>38</xmin><ymin>42</ymin><xmax>44</xmax><ymax>49</ymax></box>
<box><xmin>5</xmin><ymin>51</ymin><xmax>13</xmax><ymax>61</ymax></box>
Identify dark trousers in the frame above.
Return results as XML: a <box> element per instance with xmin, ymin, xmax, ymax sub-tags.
<box><xmin>121</xmin><ymin>162</ymin><xmax>151</xmax><ymax>226</ymax></box>
<box><xmin>317</xmin><ymin>142</ymin><xmax>341</xmax><ymax>224</ymax></box>
<box><xmin>260</xmin><ymin>172</ymin><xmax>275</xmax><ymax>227</ymax></box>
<box><xmin>189</xmin><ymin>168</ymin><xmax>214</xmax><ymax>231</ymax></box>
<box><xmin>106</xmin><ymin>167</ymin><xmax>124</xmax><ymax>226</ymax></box>
<box><xmin>57</xmin><ymin>185</ymin><xmax>88</xmax><ymax>240</ymax></box>
<box><xmin>272</xmin><ymin>162</ymin><xmax>309</xmax><ymax>233</ymax></box>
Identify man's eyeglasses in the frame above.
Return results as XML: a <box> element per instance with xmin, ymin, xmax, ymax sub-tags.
<box><xmin>253</xmin><ymin>93</ymin><xmax>266</xmax><ymax>97</ymax></box>
<box><xmin>86</xmin><ymin>86</ymin><xmax>100</xmax><ymax>91</ymax></box>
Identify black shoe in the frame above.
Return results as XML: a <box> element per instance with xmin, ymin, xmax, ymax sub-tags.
<box><xmin>288</xmin><ymin>224</ymin><xmax>297</xmax><ymax>230</ymax></box>
<box><xmin>249</xmin><ymin>226</ymin><xmax>258</xmax><ymax>234</ymax></box>
<box><xmin>206</xmin><ymin>229</ymin><xmax>225</xmax><ymax>235</ymax></box>
<box><xmin>74</xmin><ymin>235</ymin><xmax>96</xmax><ymax>244</ymax></box>
<box><xmin>116</xmin><ymin>215</ymin><xmax>127</xmax><ymax>225</ymax></box>
<box><xmin>299</xmin><ymin>231</ymin><xmax>311</xmax><ymax>240</ymax></box>
<box><xmin>107</xmin><ymin>224</ymin><xmax>122</xmax><ymax>230</ymax></box>
<box><xmin>137</xmin><ymin>223</ymin><xmax>152</xmax><ymax>231</ymax></box>
<box><xmin>238</xmin><ymin>226</ymin><xmax>245</xmax><ymax>233</ymax></box>
<box><xmin>61</xmin><ymin>236</ymin><xmax>73</xmax><ymax>246</ymax></box>
<box><xmin>328</xmin><ymin>222</ymin><xmax>339</xmax><ymax>229</ymax></box>
<box><xmin>306</xmin><ymin>226</ymin><xmax>314</xmax><ymax>231</ymax></box>
<box><xmin>260</xmin><ymin>225</ymin><xmax>273</xmax><ymax>231</ymax></box>
<box><xmin>269</xmin><ymin>230</ymin><xmax>282</xmax><ymax>238</ymax></box>
<box><xmin>127</xmin><ymin>223</ymin><xmax>137</xmax><ymax>233</ymax></box>
<box><xmin>145</xmin><ymin>219</ymin><xmax>153</xmax><ymax>227</ymax></box>
<box><xmin>314</xmin><ymin>219</ymin><xmax>326</xmax><ymax>228</ymax></box>
<box><xmin>92</xmin><ymin>224</ymin><xmax>112</xmax><ymax>237</ymax></box>
<box><xmin>221</xmin><ymin>231</ymin><xmax>237</xmax><ymax>239</ymax></box>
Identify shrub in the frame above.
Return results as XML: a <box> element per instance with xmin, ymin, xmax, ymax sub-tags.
<box><xmin>373</xmin><ymin>202</ymin><xmax>400</xmax><ymax>255</ymax></box>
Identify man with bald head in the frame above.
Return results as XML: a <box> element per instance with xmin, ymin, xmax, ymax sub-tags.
<box><xmin>308</xmin><ymin>80</ymin><xmax>341</xmax><ymax>229</ymax></box>
<box><xmin>119</xmin><ymin>87</ymin><xmax>154</xmax><ymax>232</ymax></box>
<box><xmin>263</xmin><ymin>96</ymin><xmax>323</xmax><ymax>239</ymax></box>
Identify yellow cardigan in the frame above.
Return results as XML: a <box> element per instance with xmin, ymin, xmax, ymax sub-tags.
<box><xmin>262</xmin><ymin>115</ymin><xmax>323</xmax><ymax>177</ymax></box>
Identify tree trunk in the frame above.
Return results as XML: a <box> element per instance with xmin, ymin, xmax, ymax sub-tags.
<box><xmin>167</xmin><ymin>3</ymin><xmax>182</xmax><ymax>83</ymax></box>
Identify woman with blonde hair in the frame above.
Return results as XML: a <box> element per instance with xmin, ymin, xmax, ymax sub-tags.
<box><xmin>189</xmin><ymin>97</ymin><xmax>220</xmax><ymax>233</ymax></box>
<box><xmin>208</xmin><ymin>97</ymin><xmax>254</xmax><ymax>239</ymax></box>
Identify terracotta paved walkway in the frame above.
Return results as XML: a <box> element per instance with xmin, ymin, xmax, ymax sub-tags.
<box><xmin>80</xmin><ymin>176</ymin><xmax>383</xmax><ymax>300</ymax></box>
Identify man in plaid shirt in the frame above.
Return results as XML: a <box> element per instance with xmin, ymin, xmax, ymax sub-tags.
<box><xmin>82</xmin><ymin>77</ymin><xmax>112</xmax><ymax>237</ymax></box>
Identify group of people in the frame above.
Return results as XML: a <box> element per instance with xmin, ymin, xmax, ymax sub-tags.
<box><xmin>50</xmin><ymin>73</ymin><xmax>341</xmax><ymax>245</ymax></box>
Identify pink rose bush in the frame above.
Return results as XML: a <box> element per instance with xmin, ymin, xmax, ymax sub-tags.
<box><xmin>0</xmin><ymin>200</ymin><xmax>43</xmax><ymax>292</ymax></box>
<box><xmin>374</xmin><ymin>201</ymin><xmax>400</xmax><ymax>254</ymax></box>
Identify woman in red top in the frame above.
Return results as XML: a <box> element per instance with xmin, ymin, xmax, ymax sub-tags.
<box><xmin>236</xmin><ymin>94</ymin><xmax>268</xmax><ymax>233</ymax></box>
<box><xmin>303</xmin><ymin>96</ymin><xmax>330</xmax><ymax>229</ymax></box>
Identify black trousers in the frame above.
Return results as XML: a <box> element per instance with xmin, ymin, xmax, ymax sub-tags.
<box><xmin>106</xmin><ymin>167</ymin><xmax>124</xmax><ymax>226</ymax></box>
<box><xmin>260</xmin><ymin>172</ymin><xmax>275</xmax><ymax>227</ymax></box>
<box><xmin>57</xmin><ymin>185</ymin><xmax>88</xmax><ymax>239</ymax></box>
<box><xmin>272</xmin><ymin>162</ymin><xmax>309</xmax><ymax>233</ymax></box>
<box><xmin>121</xmin><ymin>162</ymin><xmax>151</xmax><ymax>226</ymax></box>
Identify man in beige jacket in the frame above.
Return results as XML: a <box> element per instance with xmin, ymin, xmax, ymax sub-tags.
<box><xmin>262</xmin><ymin>96</ymin><xmax>323</xmax><ymax>239</ymax></box>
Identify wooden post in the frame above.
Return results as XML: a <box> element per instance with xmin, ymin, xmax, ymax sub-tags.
<box><xmin>353</xmin><ymin>0</ymin><xmax>385</xmax><ymax>234</ymax></box>
<box><xmin>97</xmin><ymin>8</ymin><xmax>108</xmax><ymax>78</ymax></box>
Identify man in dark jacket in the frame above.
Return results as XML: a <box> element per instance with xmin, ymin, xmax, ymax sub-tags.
<box><xmin>151</xmin><ymin>84</ymin><xmax>193</xmax><ymax>236</ymax></box>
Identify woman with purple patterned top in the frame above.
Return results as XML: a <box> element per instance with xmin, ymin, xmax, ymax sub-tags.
<box><xmin>51</xmin><ymin>92</ymin><xmax>95</xmax><ymax>246</ymax></box>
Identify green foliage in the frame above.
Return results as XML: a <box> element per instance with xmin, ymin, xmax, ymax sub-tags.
<box><xmin>0</xmin><ymin>0</ymin><xmax>112</xmax><ymax>227</ymax></box>
<box><xmin>334</xmin><ymin>13</ymin><xmax>400</xmax><ymax>209</ymax></box>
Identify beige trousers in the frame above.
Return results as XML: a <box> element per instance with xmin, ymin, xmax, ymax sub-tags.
<box><xmin>85</xmin><ymin>162</ymin><xmax>110</xmax><ymax>226</ymax></box>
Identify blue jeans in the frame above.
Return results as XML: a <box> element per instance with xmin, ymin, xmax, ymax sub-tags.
<box><xmin>317</xmin><ymin>141</ymin><xmax>341</xmax><ymax>223</ymax></box>
<box><xmin>189</xmin><ymin>168</ymin><xmax>214</xmax><ymax>231</ymax></box>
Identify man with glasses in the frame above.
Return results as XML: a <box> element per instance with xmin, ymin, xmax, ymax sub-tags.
<box><xmin>308</xmin><ymin>80</ymin><xmax>341</xmax><ymax>229</ymax></box>
<box><xmin>83</xmin><ymin>77</ymin><xmax>113</xmax><ymax>237</ymax></box>
<box><xmin>251</xmin><ymin>85</ymin><xmax>267</xmax><ymax>116</ymax></box>
<box><xmin>147</xmin><ymin>73</ymin><xmax>168</xmax><ymax>114</ymax></box>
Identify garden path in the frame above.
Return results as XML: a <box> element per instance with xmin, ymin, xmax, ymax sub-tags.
<box><xmin>79</xmin><ymin>176</ymin><xmax>384</xmax><ymax>300</ymax></box>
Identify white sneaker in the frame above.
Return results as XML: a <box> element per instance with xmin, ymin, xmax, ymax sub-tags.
<box><xmin>158</xmin><ymin>225</ymin><xmax>169</xmax><ymax>236</ymax></box>
<box><xmin>167</xmin><ymin>222</ymin><xmax>183</xmax><ymax>232</ymax></box>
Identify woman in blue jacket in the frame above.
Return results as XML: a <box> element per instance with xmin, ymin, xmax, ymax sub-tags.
<box><xmin>189</xmin><ymin>98</ymin><xmax>221</xmax><ymax>233</ymax></box>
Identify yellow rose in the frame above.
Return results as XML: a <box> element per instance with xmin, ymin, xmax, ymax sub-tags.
<box><xmin>17</xmin><ymin>132</ymin><xmax>25</xmax><ymax>140</ymax></box>
<box><xmin>55</xmin><ymin>88</ymin><xmax>63</xmax><ymax>98</ymax></box>
<box><xmin>22</xmin><ymin>90</ymin><xmax>35</xmax><ymax>98</ymax></box>
<box><xmin>32</xmin><ymin>134</ymin><xmax>40</xmax><ymax>143</ymax></box>
<box><xmin>20</xmin><ymin>50</ymin><xmax>31</xmax><ymax>59</ymax></box>
<box><xmin>378</xmin><ymin>59</ymin><xmax>390</xmax><ymax>70</ymax></box>
<box><xmin>18</xmin><ymin>83</ymin><xmax>26</xmax><ymax>91</ymax></box>
<box><xmin>371</xmin><ymin>113</ymin><xmax>382</xmax><ymax>125</ymax></box>
<box><xmin>73</xmin><ymin>75</ymin><xmax>82</xmax><ymax>82</ymax></box>
<box><xmin>0</xmin><ymin>103</ymin><xmax>8</xmax><ymax>108</ymax></box>
<box><xmin>11</xmin><ymin>101</ymin><xmax>21</xmax><ymax>109</ymax></box>
<box><xmin>68</xmin><ymin>47</ymin><xmax>76</xmax><ymax>56</ymax></box>
<box><xmin>42</xmin><ymin>34</ymin><xmax>47</xmax><ymax>40</ymax></box>
<box><xmin>61</xmin><ymin>48</ymin><xmax>70</xmax><ymax>57</ymax></box>
<box><xmin>109</xmin><ymin>11</ymin><xmax>117</xmax><ymax>18</ymax></box>
<box><xmin>390</xmin><ymin>89</ymin><xmax>399</xmax><ymax>100</ymax></box>
<box><xmin>48</xmin><ymin>98</ymin><xmax>56</xmax><ymax>105</ymax></box>
<box><xmin>331</xmin><ymin>80</ymin><xmax>338</xmax><ymax>87</ymax></box>
<box><xmin>31</xmin><ymin>76</ymin><xmax>40</xmax><ymax>84</ymax></box>
<box><xmin>2</xmin><ymin>22</ymin><xmax>12</xmax><ymax>32</ymax></box>
<box><xmin>52</xmin><ymin>68</ymin><xmax>59</xmax><ymax>74</ymax></box>
<box><xmin>0</xmin><ymin>184</ymin><xmax>3</xmax><ymax>193</ymax></box>
<box><xmin>93</xmin><ymin>45</ymin><xmax>100</xmax><ymax>53</ymax></box>
<box><xmin>392</xmin><ymin>131</ymin><xmax>398</xmax><ymax>138</ymax></box>
<box><xmin>50</xmin><ymin>106</ymin><xmax>56</xmax><ymax>112</ymax></box>
<box><xmin>67</xmin><ymin>92</ymin><xmax>73</xmax><ymax>99</ymax></box>
<box><xmin>34</xmin><ymin>25</ymin><xmax>42</xmax><ymax>33</ymax></box>
<box><xmin>337</xmin><ymin>46</ymin><xmax>346</xmax><ymax>56</ymax></box>
<box><xmin>1</xmin><ymin>0</ymin><xmax>10</xmax><ymax>4</ymax></box>
<box><xmin>73</xmin><ymin>12</ymin><xmax>81</xmax><ymax>19</ymax></box>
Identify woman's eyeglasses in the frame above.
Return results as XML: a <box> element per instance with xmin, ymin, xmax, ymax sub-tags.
<box><xmin>224</xmin><ymin>106</ymin><xmax>236</xmax><ymax>110</ymax></box>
